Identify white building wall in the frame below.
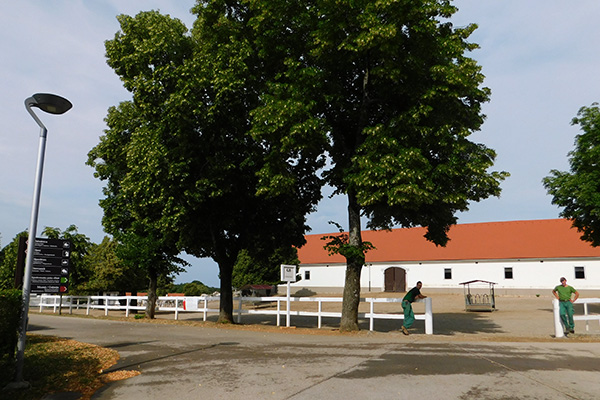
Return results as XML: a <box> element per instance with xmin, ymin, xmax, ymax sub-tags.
<box><xmin>291</xmin><ymin>258</ymin><xmax>600</xmax><ymax>293</ymax></box>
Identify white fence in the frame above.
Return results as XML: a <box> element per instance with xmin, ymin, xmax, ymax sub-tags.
<box><xmin>32</xmin><ymin>294</ymin><xmax>433</xmax><ymax>334</ymax></box>
<box><xmin>552</xmin><ymin>298</ymin><xmax>600</xmax><ymax>337</ymax></box>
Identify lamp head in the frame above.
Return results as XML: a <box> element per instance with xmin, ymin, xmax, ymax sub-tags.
<box><xmin>27</xmin><ymin>93</ymin><xmax>72</xmax><ymax>115</ymax></box>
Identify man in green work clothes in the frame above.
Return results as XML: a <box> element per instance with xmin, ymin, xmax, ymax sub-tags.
<box><xmin>552</xmin><ymin>277</ymin><xmax>579</xmax><ymax>335</ymax></box>
<box><xmin>401</xmin><ymin>281</ymin><xmax>427</xmax><ymax>335</ymax></box>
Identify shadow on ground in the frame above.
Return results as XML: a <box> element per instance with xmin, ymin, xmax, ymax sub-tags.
<box><xmin>178</xmin><ymin>311</ymin><xmax>504</xmax><ymax>336</ymax></box>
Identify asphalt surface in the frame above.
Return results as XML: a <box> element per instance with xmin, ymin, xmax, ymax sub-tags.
<box><xmin>22</xmin><ymin>313</ymin><xmax>600</xmax><ymax>400</ymax></box>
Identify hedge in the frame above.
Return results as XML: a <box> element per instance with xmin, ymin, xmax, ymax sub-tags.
<box><xmin>0</xmin><ymin>289</ymin><xmax>22</xmax><ymax>363</ymax></box>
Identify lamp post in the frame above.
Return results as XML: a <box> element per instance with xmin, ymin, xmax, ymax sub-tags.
<box><xmin>13</xmin><ymin>93</ymin><xmax>72</xmax><ymax>385</ymax></box>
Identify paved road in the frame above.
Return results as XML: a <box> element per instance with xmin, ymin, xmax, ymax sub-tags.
<box><xmin>29</xmin><ymin>314</ymin><xmax>600</xmax><ymax>400</ymax></box>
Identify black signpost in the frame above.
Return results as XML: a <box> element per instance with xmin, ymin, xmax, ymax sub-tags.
<box><xmin>31</xmin><ymin>238</ymin><xmax>71</xmax><ymax>294</ymax></box>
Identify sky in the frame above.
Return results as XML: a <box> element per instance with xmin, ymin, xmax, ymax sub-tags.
<box><xmin>1</xmin><ymin>1</ymin><xmax>600</xmax><ymax>288</ymax></box>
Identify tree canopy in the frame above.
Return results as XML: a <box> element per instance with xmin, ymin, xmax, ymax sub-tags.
<box><xmin>89</xmin><ymin>6</ymin><xmax>323</xmax><ymax>322</ymax></box>
<box><xmin>90</xmin><ymin>1</ymin><xmax>507</xmax><ymax>330</ymax></box>
<box><xmin>247</xmin><ymin>0</ymin><xmax>507</xmax><ymax>330</ymax></box>
<box><xmin>232</xmin><ymin>246</ymin><xmax>299</xmax><ymax>288</ymax></box>
<box><xmin>544</xmin><ymin>103</ymin><xmax>600</xmax><ymax>245</ymax></box>
<box><xmin>81</xmin><ymin>236</ymin><xmax>147</xmax><ymax>294</ymax></box>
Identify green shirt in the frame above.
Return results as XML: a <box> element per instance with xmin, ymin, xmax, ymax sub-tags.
<box><xmin>553</xmin><ymin>284</ymin><xmax>577</xmax><ymax>301</ymax></box>
<box><xmin>403</xmin><ymin>286</ymin><xmax>421</xmax><ymax>303</ymax></box>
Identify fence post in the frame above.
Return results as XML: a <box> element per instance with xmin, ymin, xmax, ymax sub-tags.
<box><xmin>369</xmin><ymin>299</ymin><xmax>374</xmax><ymax>331</ymax></box>
<box><xmin>286</xmin><ymin>283</ymin><xmax>291</xmax><ymax>328</ymax></box>
<box><xmin>277</xmin><ymin>299</ymin><xmax>281</xmax><ymax>327</ymax></box>
<box><xmin>553</xmin><ymin>298</ymin><xmax>564</xmax><ymax>338</ymax></box>
<box><xmin>318</xmin><ymin>300</ymin><xmax>322</xmax><ymax>329</ymax></box>
<box><xmin>424</xmin><ymin>297</ymin><xmax>433</xmax><ymax>335</ymax></box>
<box><xmin>237</xmin><ymin>297</ymin><xmax>243</xmax><ymax>323</ymax></box>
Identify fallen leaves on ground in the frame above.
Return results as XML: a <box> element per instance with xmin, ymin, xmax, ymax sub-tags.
<box><xmin>2</xmin><ymin>335</ymin><xmax>140</xmax><ymax>400</ymax></box>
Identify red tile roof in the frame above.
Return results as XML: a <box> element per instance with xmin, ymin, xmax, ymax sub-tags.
<box><xmin>298</xmin><ymin>219</ymin><xmax>600</xmax><ymax>264</ymax></box>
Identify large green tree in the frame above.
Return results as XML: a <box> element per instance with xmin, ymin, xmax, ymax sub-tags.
<box><xmin>544</xmin><ymin>103</ymin><xmax>600</xmax><ymax>245</ymax></box>
<box><xmin>89</xmin><ymin>7</ymin><xmax>322</xmax><ymax>323</ymax></box>
<box><xmin>247</xmin><ymin>0</ymin><xmax>507</xmax><ymax>330</ymax></box>
<box><xmin>116</xmin><ymin>231</ymin><xmax>186</xmax><ymax>318</ymax></box>
<box><xmin>88</xmin><ymin>12</ymin><xmax>195</xmax><ymax>318</ymax></box>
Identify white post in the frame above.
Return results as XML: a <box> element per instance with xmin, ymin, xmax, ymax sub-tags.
<box><xmin>369</xmin><ymin>299</ymin><xmax>374</xmax><ymax>331</ymax></box>
<box><xmin>237</xmin><ymin>297</ymin><xmax>242</xmax><ymax>323</ymax></box>
<box><xmin>276</xmin><ymin>299</ymin><xmax>281</xmax><ymax>327</ymax></box>
<box><xmin>424</xmin><ymin>297</ymin><xmax>433</xmax><ymax>335</ymax></box>
<box><xmin>553</xmin><ymin>298</ymin><xmax>564</xmax><ymax>338</ymax></box>
<box><xmin>286</xmin><ymin>281</ymin><xmax>291</xmax><ymax>328</ymax></box>
<box><xmin>318</xmin><ymin>300</ymin><xmax>322</xmax><ymax>329</ymax></box>
<box><xmin>584</xmin><ymin>303</ymin><xmax>589</xmax><ymax>332</ymax></box>
<box><xmin>280</xmin><ymin>264</ymin><xmax>296</xmax><ymax>328</ymax></box>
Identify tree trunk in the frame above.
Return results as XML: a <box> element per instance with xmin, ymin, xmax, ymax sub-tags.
<box><xmin>217</xmin><ymin>261</ymin><xmax>234</xmax><ymax>324</ymax></box>
<box><xmin>145</xmin><ymin>269</ymin><xmax>158</xmax><ymax>319</ymax></box>
<box><xmin>340</xmin><ymin>190</ymin><xmax>365</xmax><ymax>332</ymax></box>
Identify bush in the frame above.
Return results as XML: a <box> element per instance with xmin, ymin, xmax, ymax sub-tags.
<box><xmin>0</xmin><ymin>289</ymin><xmax>22</xmax><ymax>363</ymax></box>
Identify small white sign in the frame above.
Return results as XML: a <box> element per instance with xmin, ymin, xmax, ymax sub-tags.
<box><xmin>281</xmin><ymin>264</ymin><xmax>296</xmax><ymax>282</ymax></box>
<box><xmin>184</xmin><ymin>297</ymin><xmax>199</xmax><ymax>311</ymax></box>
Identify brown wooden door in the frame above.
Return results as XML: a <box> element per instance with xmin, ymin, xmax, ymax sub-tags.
<box><xmin>384</xmin><ymin>267</ymin><xmax>406</xmax><ymax>292</ymax></box>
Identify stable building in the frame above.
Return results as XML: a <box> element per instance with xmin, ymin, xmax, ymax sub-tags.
<box><xmin>291</xmin><ymin>219</ymin><xmax>600</xmax><ymax>295</ymax></box>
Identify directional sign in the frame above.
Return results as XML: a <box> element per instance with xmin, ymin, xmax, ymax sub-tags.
<box><xmin>30</xmin><ymin>238</ymin><xmax>71</xmax><ymax>294</ymax></box>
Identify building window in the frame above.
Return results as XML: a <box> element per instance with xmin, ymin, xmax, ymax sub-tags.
<box><xmin>444</xmin><ymin>268</ymin><xmax>452</xmax><ymax>280</ymax></box>
<box><xmin>575</xmin><ymin>266</ymin><xmax>585</xmax><ymax>279</ymax></box>
<box><xmin>304</xmin><ymin>270</ymin><xmax>311</xmax><ymax>280</ymax></box>
<box><xmin>504</xmin><ymin>267</ymin><xmax>513</xmax><ymax>279</ymax></box>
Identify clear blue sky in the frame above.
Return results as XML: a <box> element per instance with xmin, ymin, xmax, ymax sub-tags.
<box><xmin>1</xmin><ymin>1</ymin><xmax>599</xmax><ymax>288</ymax></box>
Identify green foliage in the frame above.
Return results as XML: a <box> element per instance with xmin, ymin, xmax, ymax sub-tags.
<box><xmin>163</xmin><ymin>281</ymin><xmax>217</xmax><ymax>296</ymax></box>
<box><xmin>321</xmin><ymin>221</ymin><xmax>375</xmax><ymax>261</ymax></box>
<box><xmin>0</xmin><ymin>289</ymin><xmax>22</xmax><ymax>364</ymax></box>
<box><xmin>544</xmin><ymin>103</ymin><xmax>600</xmax><ymax>245</ymax></box>
<box><xmin>90</xmin><ymin>2</ymin><xmax>506</xmax><ymax>328</ymax></box>
<box><xmin>246</xmin><ymin>0</ymin><xmax>507</xmax><ymax>330</ymax></box>
<box><xmin>183</xmin><ymin>281</ymin><xmax>210</xmax><ymax>296</ymax></box>
<box><xmin>232</xmin><ymin>247</ymin><xmax>299</xmax><ymax>288</ymax></box>
<box><xmin>0</xmin><ymin>231</ymin><xmax>28</xmax><ymax>290</ymax></box>
<box><xmin>250</xmin><ymin>0</ymin><xmax>507</xmax><ymax>246</ymax></box>
<box><xmin>90</xmin><ymin>6</ymin><xmax>324</xmax><ymax>323</ymax></box>
<box><xmin>81</xmin><ymin>236</ymin><xmax>147</xmax><ymax>294</ymax></box>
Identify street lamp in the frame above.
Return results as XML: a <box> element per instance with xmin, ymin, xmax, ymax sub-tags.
<box><xmin>13</xmin><ymin>93</ymin><xmax>72</xmax><ymax>386</ymax></box>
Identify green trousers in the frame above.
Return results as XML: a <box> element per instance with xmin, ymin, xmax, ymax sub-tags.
<box><xmin>559</xmin><ymin>301</ymin><xmax>575</xmax><ymax>331</ymax></box>
<box><xmin>402</xmin><ymin>300</ymin><xmax>415</xmax><ymax>328</ymax></box>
